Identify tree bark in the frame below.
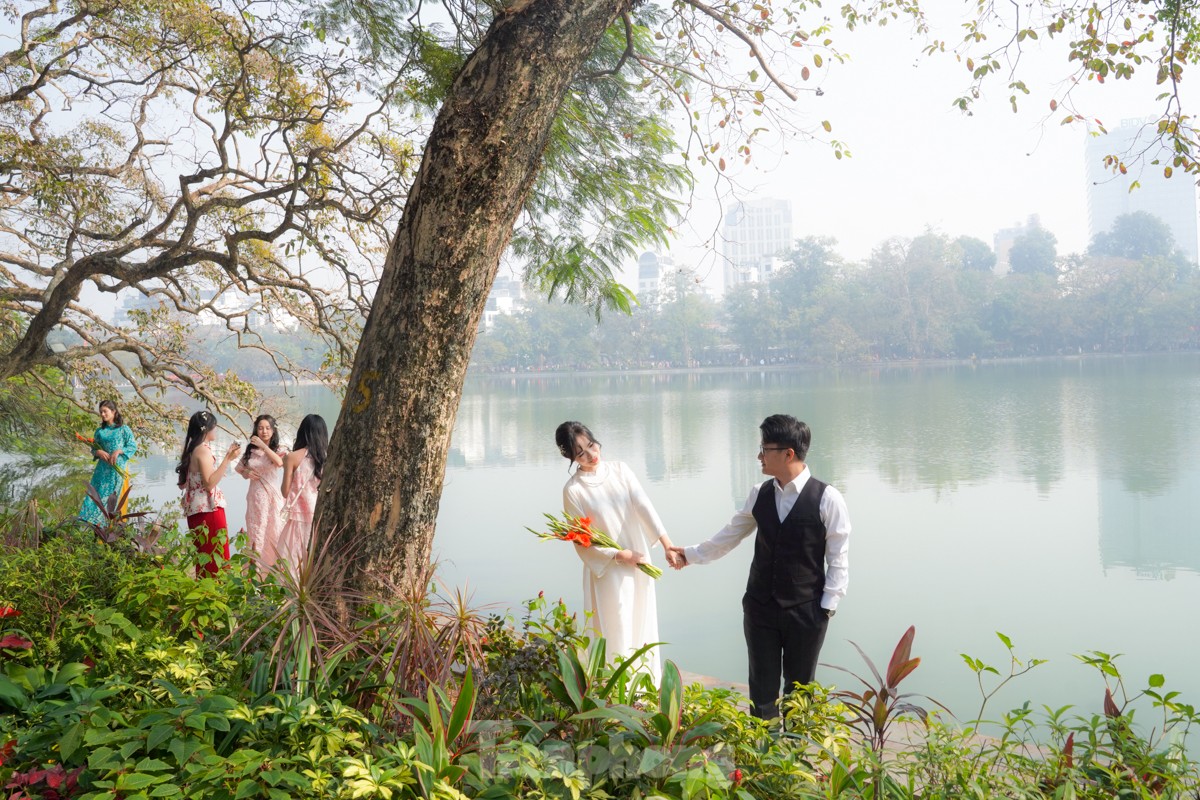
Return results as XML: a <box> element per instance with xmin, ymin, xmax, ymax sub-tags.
<box><xmin>314</xmin><ymin>0</ymin><xmax>629</xmax><ymax>596</ymax></box>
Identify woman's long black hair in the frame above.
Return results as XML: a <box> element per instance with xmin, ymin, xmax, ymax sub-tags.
<box><xmin>176</xmin><ymin>410</ymin><xmax>217</xmax><ymax>488</ymax></box>
<box><xmin>241</xmin><ymin>414</ymin><xmax>280</xmax><ymax>467</ymax></box>
<box><xmin>293</xmin><ymin>414</ymin><xmax>328</xmax><ymax>480</ymax></box>
<box><xmin>99</xmin><ymin>398</ymin><xmax>123</xmax><ymax>428</ymax></box>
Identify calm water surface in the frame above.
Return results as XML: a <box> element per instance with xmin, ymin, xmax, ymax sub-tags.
<box><xmin>120</xmin><ymin>355</ymin><xmax>1200</xmax><ymax>722</ymax></box>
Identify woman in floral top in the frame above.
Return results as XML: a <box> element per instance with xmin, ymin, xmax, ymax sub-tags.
<box><xmin>176</xmin><ymin>410</ymin><xmax>241</xmax><ymax>576</ymax></box>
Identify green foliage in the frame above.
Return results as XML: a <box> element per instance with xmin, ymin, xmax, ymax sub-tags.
<box><xmin>517</xmin><ymin>18</ymin><xmax>691</xmax><ymax>319</ymax></box>
<box><xmin>0</xmin><ymin>372</ymin><xmax>94</xmax><ymax>461</ymax></box>
<box><xmin>953</xmin><ymin>235</ymin><xmax>998</xmax><ymax>272</ymax></box>
<box><xmin>115</xmin><ymin>561</ymin><xmax>242</xmax><ymax>641</ymax></box>
<box><xmin>0</xmin><ymin>528</ymin><xmax>134</xmax><ymax>663</ymax></box>
<box><xmin>476</xmin><ymin>224</ymin><xmax>1200</xmax><ymax>370</ymax></box>
<box><xmin>1009</xmin><ymin>226</ymin><xmax>1060</xmax><ymax>277</ymax></box>
<box><xmin>1090</xmin><ymin>211</ymin><xmax>1179</xmax><ymax>261</ymax></box>
<box><xmin>4</xmin><ymin>503</ymin><xmax>1200</xmax><ymax>800</ymax></box>
<box><xmin>476</xmin><ymin>595</ymin><xmax>589</xmax><ymax>721</ymax></box>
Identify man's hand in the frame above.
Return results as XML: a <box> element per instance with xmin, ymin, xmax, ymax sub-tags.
<box><xmin>666</xmin><ymin>546</ymin><xmax>689</xmax><ymax>569</ymax></box>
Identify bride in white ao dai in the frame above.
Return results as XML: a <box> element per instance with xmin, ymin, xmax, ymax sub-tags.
<box><xmin>556</xmin><ymin>421</ymin><xmax>678</xmax><ymax>684</ymax></box>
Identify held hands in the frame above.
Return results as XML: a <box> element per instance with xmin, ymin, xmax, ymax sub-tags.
<box><xmin>249</xmin><ymin>435</ymin><xmax>266</xmax><ymax>449</ymax></box>
<box><xmin>658</xmin><ymin>536</ymin><xmax>687</xmax><ymax>570</ymax></box>
<box><xmin>224</xmin><ymin>442</ymin><xmax>243</xmax><ymax>462</ymax></box>
<box><xmin>666</xmin><ymin>545</ymin><xmax>689</xmax><ymax>570</ymax></box>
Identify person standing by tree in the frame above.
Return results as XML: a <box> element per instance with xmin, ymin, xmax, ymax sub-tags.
<box><xmin>177</xmin><ymin>411</ymin><xmax>241</xmax><ymax>577</ymax></box>
<box><xmin>277</xmin><ymin>414</ymin><xmax>328</xmax><ymax>577</ymax></box>
<box><xmin>669</xmin><ymin>414</ymin><xmax>850</xmax><ymax>718</ymax></box>
<box><xmin>235</xmin><ymin>414</ymin><xmax>289</xmax><ymax>565</ymax></box>
<box><xmin>555</xmin><ymin>420</ymin><xmax>682</xmax><ymax>683</ymax></box>
<box><xmin>79</xmin><ymin>399</ymin><xmax>137</xmax><ymax>524</ymax></box>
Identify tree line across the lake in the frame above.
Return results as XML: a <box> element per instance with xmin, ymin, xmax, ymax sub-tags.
<box><xmin>472</xmin><ymin>213</ymin><xmax>1200</xmax><ymax>371</ymax></box>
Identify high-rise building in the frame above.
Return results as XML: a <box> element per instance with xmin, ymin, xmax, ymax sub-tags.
<box><xmin>637</xmin><ymin>251</ymin><xmax>674</xmax><ymax>307</ymax></box>
<box><xmin>721</xmin><ymin>198</ymin><xmax>793</xmax><ymax>292</ymax></box>
<box><xmin>482</xmin><ymin>272</ymin><xmax>525</xmax><ymax>328</ymax></box>
<box><xmin>1086</xmin><ymin>119</ymin><xmax>1199</xmax><ymax>263</ymax></box>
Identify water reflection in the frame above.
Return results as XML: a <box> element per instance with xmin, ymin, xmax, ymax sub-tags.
<box><xmin>448</xmin><ymin>356</ymin><xmax>1200</xmax><ymax>579</ymax></box>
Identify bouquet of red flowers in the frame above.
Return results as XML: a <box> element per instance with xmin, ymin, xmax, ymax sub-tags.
<box><xmin>76</xmin><ymin>433</ymin><xmax>129</xmax><ymax>478</ymax></box>
<box><xmin>527</xmin><ymin>512</ymin><xmax>663</xmax><ymax>579</ymax></box>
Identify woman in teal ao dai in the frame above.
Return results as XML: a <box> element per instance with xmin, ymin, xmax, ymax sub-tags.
<box><xmin>79</xmin><ymin>399</ymin><xmax>138</xmax><ymax>524</ymax></box>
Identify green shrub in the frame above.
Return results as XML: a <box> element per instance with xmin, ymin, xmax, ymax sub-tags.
<box><xmin>0</xmin><ymin>527</ymin><xmax>134</xmax><ymax>663</ymax></box>
<box><xmin>4</xmin><ymin>512</ymin><xmax>1200</xmax><ymax>800</ymax></box>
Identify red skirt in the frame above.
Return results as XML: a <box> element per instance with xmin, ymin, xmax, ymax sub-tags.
<box><xmin>187</xmin><ymin>508</ymin><xmax>230</xmax><ymax>577</ymax></box>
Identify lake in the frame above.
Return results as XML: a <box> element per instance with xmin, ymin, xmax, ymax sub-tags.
<box><xmin>62</xmin><ymin>355</ymin><xmax>1200</xmax><ymax>724</ymax></box>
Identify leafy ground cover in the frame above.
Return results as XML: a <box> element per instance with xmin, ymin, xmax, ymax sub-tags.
<box><xmin>1</xmin><ymin>506</ymin><xmax>1197</xmax><ymax>799</ymax></box>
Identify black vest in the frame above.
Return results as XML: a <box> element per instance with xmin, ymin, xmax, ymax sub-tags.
<box><xmin>745</xmin><ymin>476</ymin><xmax>828</xmax><ymax>608</ymax></box>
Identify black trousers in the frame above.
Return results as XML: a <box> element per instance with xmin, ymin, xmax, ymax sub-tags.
<box><xmin>742</xmin><ymin>594</ymin><xmax>829</xmax><ymax>719</ymax></box>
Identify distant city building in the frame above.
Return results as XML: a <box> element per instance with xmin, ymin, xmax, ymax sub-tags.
<box><xmin>634</xmin><ymin>251</ymin><xmax>712</xmax><ymax>309</ymax></box>
<box><xmin>1086</xmin><ymin>119</ymin><xmax>1199</xmax><ymax>264</ymax></box>
<box><xmin>636</xmin><ymin>251</ymin><xmax>673</xmax><ymax>308</ymax></box>
<box><xmin>195</xmin><ymin>288</ymin><xmax>296</xmax><ymax>330</ymax></box>
<box><xmin>992</xmin><ymin>214</ymin><xmax>1043</xmax><ymax>277</ymax></box>
<box><xmin>483</xmin><ymin>273</ymin><xmax>525</xmax><ymax>328</ymax></box>
<box><xmin>721</xmin><ymin>198</ymin><xmax>793</xmax><ymax>292</ymax></box>
<box><xmin>114</xmin><ymin>292</ymin><xmax>166</xmax><ymax>327</ymax></box>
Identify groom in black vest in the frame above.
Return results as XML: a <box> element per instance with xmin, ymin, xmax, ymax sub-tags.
<box><xmin>670</xmin><ymin>414</ymin><xmax>851</xmax><ymax>719</ymax></box>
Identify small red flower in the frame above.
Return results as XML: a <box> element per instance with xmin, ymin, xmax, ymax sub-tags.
<box><xmin>575</xmin><ymin>533</ymin><xmax>592</xmax><ymax>548</ymax></box>
<box><xmin>0</xmin><ymin>607</ymin><xmax>19</xmax><ymax>618</ymax></box>
<box><xmin>0</xmin><ymin>635</ymin><xmax>33</xmax><ymax>650</ymax></box>
<box><xmin>538</xmin><ymin>590</ymin><xmax>545</xmax><ymax>598</ymax></box>
<box><xmin>730</xmin><ymin>768</ymin><xmax>743</xmax><ymax>785</ymax></box>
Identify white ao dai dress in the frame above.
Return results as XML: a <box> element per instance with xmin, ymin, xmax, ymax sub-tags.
<box><xmin>562</xmin><ymin>460</ymin><xmax>668</xmax><ymax>683</ymax></box>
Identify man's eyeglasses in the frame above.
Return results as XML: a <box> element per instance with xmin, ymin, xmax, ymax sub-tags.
<box><xmin>758</xmin><ymin>445</ymin><xmax>789</xmax><ymax>456</ymax></box>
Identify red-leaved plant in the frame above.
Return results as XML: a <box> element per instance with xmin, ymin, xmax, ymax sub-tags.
<box><xmin>825</xmin><ymin>625</ymin><xmax>949</xmax><ymax>753</ymax></box>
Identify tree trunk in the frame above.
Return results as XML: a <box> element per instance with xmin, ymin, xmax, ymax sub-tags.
<box><xmin>313</xmin><ymin>0</ymin><xmax>628</xmax><ymax>597</ymax></box>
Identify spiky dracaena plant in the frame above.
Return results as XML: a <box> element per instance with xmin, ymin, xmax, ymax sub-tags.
<box><xmin>231</xmin><ymin>523</ymin><xmax>365</xmax><ymax>696</ymax></box>
<box><xmin>231</xmin><ymin>525</ymin><xmax>489</xmax><ymax>731</ymax></box>
<box><xmin>826</xmin><ymin>626</ymin><xmax>949</xmax><ymax>754</ymax></box>
<box><xmin>345</xmin><ymin>561</ymin><xmax>491</xmax><ymax>727</ymax></box>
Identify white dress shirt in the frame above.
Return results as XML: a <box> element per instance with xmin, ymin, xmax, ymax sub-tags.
<box><xmin>683</xmin><ymin>466</ymin><xmax>850</xmax><ymax>610</ymax></box>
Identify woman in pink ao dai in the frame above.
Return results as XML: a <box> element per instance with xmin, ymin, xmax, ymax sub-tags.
<box><xmin>234</xmin><ymin>414</ymin><xmax>289</xmax><ymax>566</ymax></box>
<box><xmin>276</xmin><ymin>414</ymin><xmax>328</xmax><ymax>576</ymax></box>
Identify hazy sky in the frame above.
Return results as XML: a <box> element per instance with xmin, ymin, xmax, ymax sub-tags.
<box><xmin>656</xmin><ymin>7</ymin><xmax>1199</xmax><ymax>292</ymax></box>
